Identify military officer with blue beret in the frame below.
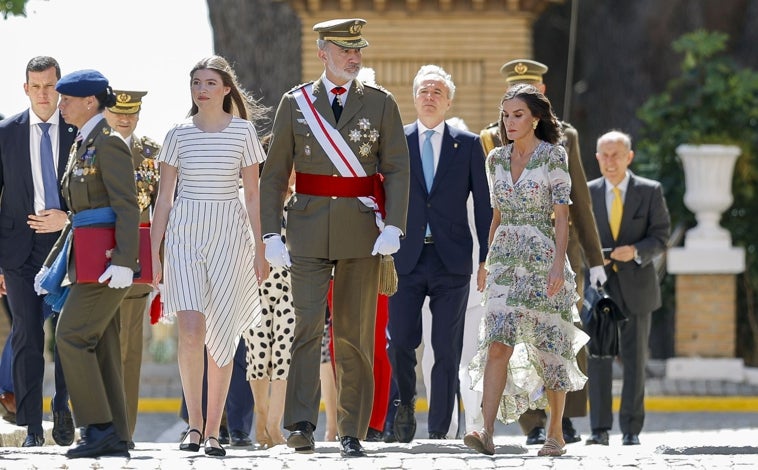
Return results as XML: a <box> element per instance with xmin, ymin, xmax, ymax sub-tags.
<box><xmin>39</xmin><ymin>69</ymin><xmax>139</xmax><ymax>458</ymax></box>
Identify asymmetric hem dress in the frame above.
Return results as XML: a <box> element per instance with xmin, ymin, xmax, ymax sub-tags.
<box><xmin>469</xmin><ymin>140</ymin><xmax>589</xmax><ymax>424</ymax></box>
<box><xmin>158</xmin><ymin>116</ymin><xmax>265</xmax><ymax>367</ymax></box>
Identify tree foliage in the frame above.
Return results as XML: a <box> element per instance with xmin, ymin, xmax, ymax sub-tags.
<box><xmin>0</xmin><ymin>0</ymin><xmax>25</xmax><ymax>19</ymax></box>
<box><xmin>636</xmin><ymin>30</ymin><xmax>758</xmax><ymax>364</ymax></box>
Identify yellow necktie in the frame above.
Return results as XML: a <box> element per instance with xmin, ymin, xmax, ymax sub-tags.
<box><xmin>610</xmin><ymin>186</ymin><xmax>623</xmax><ymax>240</ymax></box>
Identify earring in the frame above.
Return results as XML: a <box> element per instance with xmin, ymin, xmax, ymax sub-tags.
<box><xmin>532</xmin><ymin>120</ymin><xmax>538</xmax><ymax>129</ymax></box>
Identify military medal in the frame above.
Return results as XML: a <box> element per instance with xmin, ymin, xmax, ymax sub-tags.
<box><xmin>304</xmin><ymin>145</ymin><xmax>311</xmax><ymax>156</ymax></box>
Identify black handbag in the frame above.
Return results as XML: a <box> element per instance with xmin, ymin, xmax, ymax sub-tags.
<box><xmin>580</xmin><ymin>285</ymin><xmax>627</xmax><ymax>358</ymax></box>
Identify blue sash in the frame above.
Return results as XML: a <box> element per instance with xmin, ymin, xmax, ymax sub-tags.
<box><xmin>41</xmin><ymin>207</ymin><xmax>116</xmax><ymax>312</ymax></box>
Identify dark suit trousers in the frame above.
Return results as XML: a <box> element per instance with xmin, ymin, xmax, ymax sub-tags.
<box><xmin>286</xmin><ymin>255</ymin><xmax>379</xmax><ymax>439</ymax></box>
<box><xmin>588</xmin><ymin>303</ymin><xmax>651</xmax><ymax>434</ymax></box>
<box><xmin>57</xmin><ymin>282</ymin><xmax>130</xmax><ymax>441</ymax></box>
<box><xmin>4</xmin><ymin>233</ymin><xmax>59</xmax><ymax>434</ymax></box>
<box><xmin>388</xmin><ymin>245</ymin><xmax>469</xmax><ymax>434</ymax></box>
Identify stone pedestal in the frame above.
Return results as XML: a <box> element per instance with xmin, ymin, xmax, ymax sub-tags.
<box><xmin>667</xmin><ymin>144</ymin><xmax>745</xmax><ymax>359</ymax></box>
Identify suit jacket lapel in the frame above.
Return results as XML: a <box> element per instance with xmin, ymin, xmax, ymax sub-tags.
<box><xmin>311</xmin><ymin>79</ymin><xmax>338</xmax><ymax>128</ymax></box>
<box><xmin>336</xmin><ymin>80</ymin><xmax>364</xmax><ymax>129</ymax></box>
<box><xmin>17</xmin><ymin>111</ymin><xmax>36</xmax><ymax>209</ymax></box>
<box><xmin>433</xmin><ymin>124</ymin><xmax>457</xmax><ymax>194</ymax></box>
<box><xmin>406</xmin><ymin>123</ymin><xmax>427</xmax><ymax>193</ymax></box>
<box><xmin>592</xmin><ymin>181</ymin><xmax>613</xmax><ymax>247</ymax></box>
<box><xmin>619</xmin><ymin>173</ymin><xmax>643</xmax><ymax>244</ymax></box>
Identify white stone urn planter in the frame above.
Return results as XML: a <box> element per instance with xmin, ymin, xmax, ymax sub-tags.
<box><xmin>676</xmin><ymin>144</ymin><xmax>741</xmax><ymax>249</ymax></box>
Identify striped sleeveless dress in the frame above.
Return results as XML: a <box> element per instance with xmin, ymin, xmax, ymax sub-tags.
<box><xmin>158</xmin><ymin>117</ymin><xmax>265</xmax><ymax>367</ymax></box>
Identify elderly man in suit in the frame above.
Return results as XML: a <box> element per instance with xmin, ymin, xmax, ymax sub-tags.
<box><xmin>260</xmin><ymin>18</ymin><xmax>409</xmax><ymax>458</ymax></box>
<box><xmin>388</xmin><ymin>64</ymin><xmax>491</xmax><ymax>442</ymax></box>
<box><xmin>479</xmin><ymin>59</ymin><xmax>606</xmax><ymax>445</ymax></box>
<box><xmin>586</xmin><ymin>130</ymin><xmax>670</xmax><ymax>446</ymax></box>
<box><xmin>0</xmin><ymin>56</ymin><xmax>75</xmax><ymax>447</ymax></box>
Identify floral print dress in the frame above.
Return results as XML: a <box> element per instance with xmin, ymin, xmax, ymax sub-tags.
<box><xmin>469</xmin><ymin>140</ymin><xmax>589</xmax><ymax>424</ymax></box>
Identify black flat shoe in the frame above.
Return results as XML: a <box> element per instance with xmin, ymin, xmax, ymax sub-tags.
<box><xmin>22</xmin><ymin>433</ymin><xmax>44</xmax><ymax>447</ymax></box>
<box><xmin>393</xmin><ymin>401</ymin><xmax>416</xmax><ymax>443</ymax></box>
<box><xmin>179</xmin><ymin>428</ymin><xmax>203</xmax><ymax>452</ymax></box>
<box><xmin>52</xmin><ymin>402</ymin><xmax>75</xmax><ymax>446</ymax></box>
<box><xmin>204</xmin><ymin>436</ymin><xmax>226</xmax><ymax>456</ymax></box>
<box><xmin>562</xmin><ymin>418</ymin><xmax>581</xmax><ymax>444</ymax></box>
<box><xmin>525</xmin><ymin>426</ymin><xmax>546</xmax><ymax>445</ymax></box>
<box><xmin>66</xmin><ymin>424</ymin><xmax>127</xmax><ymax>459</ymax></box>
<box><xmin>586</xmin><ymin>429</ymin><xmax>609</xmax><ymax>446</ymax></box>
<box><xmin>287</xmin><ymin>421</ymin><xmax>315</xmax><ymax>453</ymax></box>
<box><xmin>622</xmin><ymin>433</ymin><xmax>640</xmax><ymax>445</ymax></box>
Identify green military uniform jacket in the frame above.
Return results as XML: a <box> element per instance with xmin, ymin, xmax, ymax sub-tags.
<box><xmin>261</xmin><ymin>78</ymin><xmax>410</xmax><ymax>258</ymax></box>
<box><xmin>46</xmin><ymin>118</ymin><xmax>140</xmax><ymax>281</ymax></box>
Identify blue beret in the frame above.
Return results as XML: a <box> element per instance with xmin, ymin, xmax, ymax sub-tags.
<box><xmin>55</xmin><ymin>69</ymin><xmax>109</xmax><ymax>97</ymax></box>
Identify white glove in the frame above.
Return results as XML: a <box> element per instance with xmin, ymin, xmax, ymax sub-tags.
<box><xmin>34</xmin><ymin>266</ymin><xmax>49</xmax><ymax>295</ymax></box>
<box><xmin>264</xmin><ymin>236</ymin><xmax>292</xmax><ymax>268</ymax></box>
<box><xmin>98</xmin><ymin>265</ymin><xmax>134</xmax><ymax>289</ymax></box>
<box><xmin>589</xmin><ymin>265</ymin><xmax>607</xmax><ymax>289</ymax></box>
<box><xmin>371</xmin><ymin>225</ymin><xmax>402</xmax><ymax>256</ymax></box>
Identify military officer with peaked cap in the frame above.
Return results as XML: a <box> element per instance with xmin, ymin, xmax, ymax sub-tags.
<box><xmin>479</xmin><ymin>59</ymin><xmax>606</xmax><ymax>446</ymax></box>
<box><xmin>39</xmin><ymin>69</ymin><xmax>139</xmax><ymax>458</ymax></box>
<box><xmin>260</xmin><ymin>18</ymin><xmax>409</xmax><ymax>458</ymax></box>
<box><xmin>103</xmin><ymin>89</ymin><xmax>159</xmax><ymax>447</ymax></box>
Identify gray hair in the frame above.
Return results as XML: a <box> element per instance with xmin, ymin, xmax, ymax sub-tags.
<box><xmin>412</xmin><ymin>64</ymin><xmax>456</xmax><ymax>100</ymax></box>
<box><xmin>597</xmin><ymin>130</ymin><xmax>632</xmax><ymax>152</ymax></box>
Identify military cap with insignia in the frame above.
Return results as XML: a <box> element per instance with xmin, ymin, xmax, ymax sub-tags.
<box><xmin>109</xmin><ymin>90</ymin><xmax>148</xmax><ymax>115</ymax></box>
<box><xmin>313</xmin><ymin>18</ymin><xmax>369</xmax><ymax>49</ymax></box>
<box><xmin>500</xmin><ymin>59</ymin><xmax>549</xmax><ymax>84</ymax></box>
<box><xmin>55</xmin><ymin>69</ymin><xmax>110</xmax><ymax>96</ymax></box>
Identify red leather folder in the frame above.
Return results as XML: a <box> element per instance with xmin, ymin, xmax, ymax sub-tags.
<box><xmin>73</xmin><ymin>226</ymin><xmax>153</xmax><ymax>284</ymax></box>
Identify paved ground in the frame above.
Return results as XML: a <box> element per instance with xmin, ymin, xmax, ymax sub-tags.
<box><xmin>0</xmin><ymin>359</ymin><xmax>754</xmax><ymax>468</ymax></box>
<box><xmin>0</xmin><ymin>428</ymin><xmax>757</xmax><ymax>469</ymax></box>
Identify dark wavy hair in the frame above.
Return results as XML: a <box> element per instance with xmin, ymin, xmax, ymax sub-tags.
<box><xmin>497</xmin><ymin>83</ymin><xmax>561</xmax><ymax>145</ymax></box>
<box><xmin>188</xmin><ymin>55</ymin><xmax>269</xmax><ymax>122</ymax></box>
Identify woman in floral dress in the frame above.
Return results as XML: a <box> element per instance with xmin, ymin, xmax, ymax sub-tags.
<box><xmin>464</xmin><ymin>84</ymin><xmax>588</xmax><ymax>457</ymax></box>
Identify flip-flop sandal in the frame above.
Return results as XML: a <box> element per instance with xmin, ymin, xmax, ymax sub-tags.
<box><xmin>463</xmin><ymin>429</ymin><xmax>495</xmax><ymax>455</ymax></box>
<box><xmin>537</xmin><ymin>437</ymin><xmax>567</xmax><ymax>456</ymax></box>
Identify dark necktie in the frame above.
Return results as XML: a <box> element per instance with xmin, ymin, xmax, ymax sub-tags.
<box><xmin>38</xmin><ymin>122</ymin><xmax>60</xmax><ymax>210</ymax></box>
<box><xmin>331</xmin><ymin>86</ymin><xmax>346</xmax><ymax>122</ymax></box>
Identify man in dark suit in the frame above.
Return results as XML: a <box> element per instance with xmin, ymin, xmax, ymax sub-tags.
<box><xmin>0</xmin><ymin>56</ymin><xmax>75</xmax><ymax>447</ymax></box>
<box><xmin>480</xmin><ymin>59</ymin><xmax>606</xmax><ymax>445</ymax></box>
<box><xmin>586</xmin><ymin>130</ymin><xmax>670</xmax><ymax>446</ymax></box>
<box><xmin>260</xmin><ymin>18</ymin><xmax>409</xmax><ymax>457</ymax></box>
<box><xmin>388</xmin><ymin>64</ymin><xmax>491</xmax><ymax>442</ymax></box>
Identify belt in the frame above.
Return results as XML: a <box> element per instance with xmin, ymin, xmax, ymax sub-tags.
<box><xmin>295</xmin><ymin>172</ymin><xmax>378</xmax><ymax>198</ymax></box>
<box><xmin>424</xmin><ymin>235</ymin><xmax>434</xmax><ymax>244</ymax></box>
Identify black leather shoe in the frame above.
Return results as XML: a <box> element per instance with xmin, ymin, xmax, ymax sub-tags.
<box><xmin>562</xmin><ymin>417</ymin><xmax>581</xmax><ymax>444</ymax></box>
<box><xmin>586</xmin><ymin>429</ymin><xmax>609</xmax><ymax>446</ymax></box>
<box><xmin>365</xmin><ymin>427</ymin><xmax>384</xmax><ymax>442</ymax></box>
<box><xmin>218</xmin><ymin>425</ymin><xmax>230</xmax><ymax>445</ymax></box>
<box><xmin>66</xmin><ymin>424</ymin><xmax>129</xmax><ymax>458</ymax></box>
<box><xmin>52</xmin><ymin>403</ymin><xmax>75</xmax><ymax>446</ymax></box>
<box><xmin>339</xmin><ymin>435</ymin><xmax>366</xmax><ymax>457</ymax></box>
<box><xmin>204</xmin><ymin>436</ymin><xmax>226</xmax><ymax>456</ymax></box>
<box><xmin>22</xmin><ymin>433</ymin><xmax>44</xmax><ymax>447</ymax></box>
<box><xmin>286</xmin><ymin>421</ymin><xmax>315</xmax><ymax>453</ymax></box>
<box><xmin>622</xmin><ymin>433</ymin><xmax>640</xmax><ymax>445</ymax></box>
<box><xmin>230</xmin><ymin>430</ymin><xmax>252</xmax><ymax>447</ymax></box>
<box><xmin>393</xmin><ymin>401</ymin><xmax>416</xmax><ymax>443</ymax></box>
<box><xmin>382</xmin><ymin>429</ymin><xmax>397</xmax><ymax>443</ymax></box>
<box><xmin>428</xmin><ymin>432</ymin><xmax>447</xmax><ymax>439</ymax></box>
<box><xmin>525</xmin><ymin>426</ymin><xmax>546</xmax><ymax>445</ymax></box>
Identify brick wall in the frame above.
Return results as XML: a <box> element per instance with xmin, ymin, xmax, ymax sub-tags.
<box><xmin>292</xmin><ymin>7</ymin><xmax>539</xmax><ymax>134</ymax></box>
<box><xmin>674</xmin><ymin>274</ymin><xmax>736</xmax><ymax>358</ymax></box>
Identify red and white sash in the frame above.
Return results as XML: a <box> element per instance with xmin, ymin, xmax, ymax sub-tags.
<box><xmin>292</xmin><ymin>83</ymin><xmax>384</xmax><ymax>229</ymax></box>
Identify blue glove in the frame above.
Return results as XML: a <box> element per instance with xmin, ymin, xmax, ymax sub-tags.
<box><xmin>371</xmin><ymin>225</ymin><xmax>402</xmax><ymax>256</ymax></box>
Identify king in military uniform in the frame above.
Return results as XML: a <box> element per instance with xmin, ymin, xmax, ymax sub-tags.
<box><xmin>260</xmin><ymin>18</ymin><xmax>410</xmax><ymax>458</ymax></box>
<box><xmin>479</xmin><ymin>59</ymin><xmax>606</xmax><ymax>446</ymax></box>
<box><xmin>103</xmin><ymin>89</ymin><xmax>160</xmax><ymax>447</ymax></box>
